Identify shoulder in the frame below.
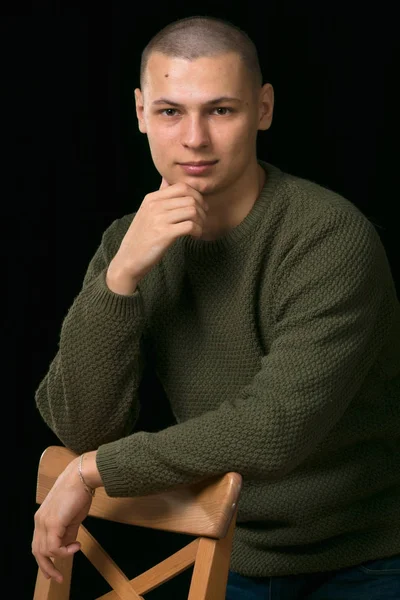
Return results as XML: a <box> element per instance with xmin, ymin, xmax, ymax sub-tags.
<box><xmin>266</xmin><ymin>163</ymin><xmax>382</xmax><ymax>257</ymax></box>
<box><xmin>100</xmin><ymin>212</ymin><xmax>136</xmax><ymax>258</ymax></box>
<box><xmin>281</xmin><ymin>169</ymin><xmax>370</xmax><ymax>225</ymax></box>
<box><xmin>104</xmin><ymin>212</ymin><xmax>136</xmax><ymax>239</ymax></box>
<box><xmin>259</xmin><ymin>164</ymin><xmax>393</xmax><ymax>290</ymax></box>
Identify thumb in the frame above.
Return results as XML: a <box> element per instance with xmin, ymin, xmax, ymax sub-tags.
<box><xmin>159</xmin><ymin>177</ymin><xmax>170</xmax><ymax>190</ymax></box>
<box><xmin>66</xmin><ymin>541</ymin><xmax>81</xmax><ymax>554</ymax></box>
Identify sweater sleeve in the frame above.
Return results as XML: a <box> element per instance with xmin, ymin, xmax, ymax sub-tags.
<box><xmin>35</xmin><ymin>214</ymin><xmax>148</xmax><ymax>455</ymax></box>
<box><xmin>95</xmin><ymin>209</ymin><xmax>397</xmax><ymax>497</ymax></box>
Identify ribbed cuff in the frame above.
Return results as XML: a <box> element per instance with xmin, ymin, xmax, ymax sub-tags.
<box><xmin>96</xmin><ymin>435</ymin><xmax>142</xmax><ymax>497</ymax></box>
<box><xmin>96</xmin><ymin>431</ymin><xmax>155</xmax><ymax>498</ymax></box>
<box><xmin>96</xmin><ymin>440</ymin><xmax>123</xmax><ymax>495</ymax></box>
<box><xmin>85</xmin><ymin>269</ymin><xmax>144</xmax><ymax>320</ymax></box>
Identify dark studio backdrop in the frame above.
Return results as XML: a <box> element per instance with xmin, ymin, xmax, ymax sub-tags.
<box><xmin>3</xmin><ymin>5</ymin><xmax>399</xmax><ymax>598</ymax></box>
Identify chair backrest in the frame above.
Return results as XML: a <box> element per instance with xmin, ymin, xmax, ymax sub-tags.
<box><xmin>33</xmin><ymin>445</ymin><xmax>242</xmax><ymax>600</ymax></box>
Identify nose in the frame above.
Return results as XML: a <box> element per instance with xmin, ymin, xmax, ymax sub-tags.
<box><xmin>181</xmin><ymin>114</ymin><xmax>210</xmax><ymax>150</ymax></box>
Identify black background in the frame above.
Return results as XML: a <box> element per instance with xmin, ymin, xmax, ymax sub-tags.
<box><xmin>3</xmin><ymin>5</ymin><xmax>399</xmax><ymax>597</ymax></box>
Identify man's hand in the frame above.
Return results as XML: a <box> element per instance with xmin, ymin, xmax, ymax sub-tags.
<box><xmin>31</xmin><ymin>457</ymin><xmax>93</xmax><ymax>584</ymax></box>
<box><xmin>106</xmin><ymin>178</ymin><xmax>209</xmax><ymax>295</ymax></box>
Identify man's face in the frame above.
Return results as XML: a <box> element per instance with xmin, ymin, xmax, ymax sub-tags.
<box><xmin>135</xmin><ymin>52</ymin><xmax>273</xmax><ymax>196</ymax></box>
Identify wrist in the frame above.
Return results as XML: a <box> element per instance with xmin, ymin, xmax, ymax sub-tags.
<box><xmin>79</xmin><ymin>451</ymin><xmax>103</xmax><ymax>492</ymax></box>
<box><xmin>106</xmin><ymin>261</ymin><xmax>139</xmax><ymax>295</ymax></box>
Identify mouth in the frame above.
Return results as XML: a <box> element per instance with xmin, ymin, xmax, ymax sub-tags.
<box><xmin>177</xmin><ymin>160</ymin><xmax>218</xmax><ymax>176</ymax></box>
<box><xmin>178</xmin><ymin>160</ymin><xmax>218</xmax><ymax>166</ymax></box>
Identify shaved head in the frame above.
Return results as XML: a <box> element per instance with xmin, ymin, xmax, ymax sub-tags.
<box><xmin>140</xmin><ymin>16</ymin><xmax>263</xmax><ymax>92</ymax></box>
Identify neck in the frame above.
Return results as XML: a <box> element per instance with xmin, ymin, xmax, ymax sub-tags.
<box><xmin>200</xmin><ymin>161</ymin><xmax>266</xmax><ymax>241</ymax></box>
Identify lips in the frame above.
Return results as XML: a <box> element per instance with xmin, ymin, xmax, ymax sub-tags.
<box><xmin>178</xmin><ymin>161</ymin><xmax>218</xmax><ymax>175</ymax></box>
<box><xmin>179</xmin><ymin>160</ymin><xmax>218</xmax><ymax>166</ymax></box>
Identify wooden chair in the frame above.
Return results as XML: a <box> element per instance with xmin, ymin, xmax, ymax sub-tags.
<box><xmin>33</xmin><ymin>446</ymin><xmax>242</xmax><ymax>599</ymax></box>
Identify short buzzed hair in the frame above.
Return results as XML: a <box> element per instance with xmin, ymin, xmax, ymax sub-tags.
<box><xmin>140</xmin><ymin>16</ymin><xmax>263</xmax><ymax>90</ymax></box>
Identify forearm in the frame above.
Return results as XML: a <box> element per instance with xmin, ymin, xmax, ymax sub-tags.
<box><xmin>80</xmin><ymin>450</ymin><xmax>103</xmax><ymax>490</ymax></box>
<box><xmin>106</xmin><ymin>259</ymin><xmax>140</xmax><ymax>295</ymax></box>
<box><xmin>95</xmin><ymin>326</ymin><xmax>386</xmax><ymax>501</ymax></box>
<box><xmin>95</xmin><ymin>220</ymin><xmax>393</xmax><ymax>499</ymax></box>
<box><xmin>35</xmin><ymin>270</ymin><xmax>147</xmax><ymax>454</ymax></box>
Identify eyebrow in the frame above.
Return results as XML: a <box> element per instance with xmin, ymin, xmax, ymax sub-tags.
<box><xmin>151</xmin><ymin>96</ymin><xmax>242</xmax><ymax>107</ymax></box>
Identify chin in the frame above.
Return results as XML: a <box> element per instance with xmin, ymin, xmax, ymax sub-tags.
<box><xmin>184</xmin><ymin>174</ymin><xmax>221</xmax><ymax>192</ymax></box>
<box><xmin>189</xmin><ymin>181</ymin><xmax>216</xmax><ymax>196</ymax></box>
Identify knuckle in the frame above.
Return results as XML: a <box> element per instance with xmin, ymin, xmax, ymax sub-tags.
<box><xmin>145</xmin><ymin>195</ymin><xmax>154</xmax><ymax>208</ymax></box>
<box><xmin>153</xmin><ymin>224</ymin><xmax>163</xmax><ymax>238</ymax></box>
<box><xmin>153</xmin><ymin>211</ymin><xmax>162</xmax><ymax>224</ymax></box>
<box><xmin>192</xmin><ymin>188</ymin><xmax>202</xmax><ymax>200</ymax></box>
<box><xmin>144</xmin><ymin>192</ymin><xmax>155</xmax><ymax>206</ymax></box>
<box><xmin>46</xmin><ymin>516</ymin><xmax>58</xmax><ymax>528</ymax></box>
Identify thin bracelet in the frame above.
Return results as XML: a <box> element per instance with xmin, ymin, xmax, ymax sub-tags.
<box><xmin>78</xmin><ymin>453</ymin><xmax>96</xmax><ymax>497</ymax></box>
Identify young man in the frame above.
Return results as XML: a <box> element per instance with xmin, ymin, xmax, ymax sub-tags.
<box><xmin>32</xmin><ymin>16</ymin><xmax>400</xmax><ymax>599</ymax></box>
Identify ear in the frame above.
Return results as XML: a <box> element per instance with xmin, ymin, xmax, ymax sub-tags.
<box><xmin>257</xmin><ymin>83</ymin><xmax>274</xmax><ymax>131</ymax></box>
<box><xmin>134</xmin><ymin>88</ymin><xmax>147</xmax><ymax>134</ymax></box>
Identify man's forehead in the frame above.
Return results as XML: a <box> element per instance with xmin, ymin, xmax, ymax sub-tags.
<box><xmin>143</xmin><ymin>52</ymin><xmax>249</xmax><ymax>100</ymax></box>
<box><xmin>146</xmin><ymin>52</ymin><xmax>244</xmax><ymax>81</ymax></box>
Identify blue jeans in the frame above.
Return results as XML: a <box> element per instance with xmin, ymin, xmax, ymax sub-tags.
<box><xmin>226</xmin><ymin>554</ymin><xmax>400</xmax><ymax>599</ymax></box>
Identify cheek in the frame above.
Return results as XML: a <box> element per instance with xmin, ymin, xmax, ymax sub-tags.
<box><xmin>145</xmin><ymin>128</ymin><xmax>177</xmax><ymax>171</ymax></box>
<box><xmin>146</xmin><ymin>125</ymin><xmax>176</xmax><ymax>153</ymax></box>
<box><xmin>216</xmin><ymin>127</ymin><xmax>255</xmax><ymax>160</ymax></box>
<box><xmin>217</xmin><ymin>118</ymin><xmax>255</xmax><ymax>146</ymax></box>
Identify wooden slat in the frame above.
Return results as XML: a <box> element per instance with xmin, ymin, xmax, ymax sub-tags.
<box><xmin>78</xmin><ymin>525</ymin><xmax>142</xmax><ymax>600</ymax></box>
<box><xmin>34</xmin><ymin>446</ymin><xmax>242</xmax><ymax>600</ymax></box>
<box><xmin>36</xmin><ymin>446</ymin><xmax>242</xmax><ymax>539</ymax></box>
<box><xmin>188</xmin><ymin>510</ymin><xmax>237</xmax><ymax>600</ymax></box>
<box><xmin>97</xmin><ymin>538</ymin><xmax>200</xmax><ymax>600</ymax></box>
<box><xmin>33</xmin><ymin>554</ymin><xmax>73</xmax><ymax>600</ymax></box>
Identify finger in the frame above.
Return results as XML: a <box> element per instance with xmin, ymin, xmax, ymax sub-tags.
<box><xmin>46</xmin><ymin>530</ymin><xmax>72</xmax><ymax>559</ymax></box>
<box><xmin>46</xmin><ymin>520</ymin><xmax>82</xmax><ymax>555</ymax></box>
<box><xmin>66</xmin><ymin>541</ymin><xmax>81</xmax><ymax>554</ymax></box>
<box><xmin>37</xmin><ymin>555</ymin><xmax>63</xmax><ymax>584</ymax></box>
<box><xmin>159</xmin><ymin>177</ymin><xmax>170</xmax><ymax>190</ymax></box>
<box><xmin>165</xmin><ymin>205</ymin><xmax>208</xmax><ymax>226</ymax></box>
<box><xmin>172</xmin><ymin>219</ymin><xmax>203</xmax><ymax>239</ymax></box>
<box><xmin>157</xmin><ymin>182</ymin><xmax>204</xmax><ymax>206</ymax></box>
<box><xmin>160</xmin><ymin>196</ymin><xmax>209</xmax><ymax>215</ymax></box>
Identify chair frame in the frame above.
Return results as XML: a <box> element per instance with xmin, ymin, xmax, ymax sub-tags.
<box><xmin>33</xmin><ymin>446</ymin><xmax>242</xmax><ymax>599</ymax></box>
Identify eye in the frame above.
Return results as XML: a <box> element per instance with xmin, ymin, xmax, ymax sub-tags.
<box><xmin>213</xmin><ymin>107</ymin><xmax>232</xmax><ymax>115</ymax></box>
<box><xmin>161</xmin><ymin>108</ymin><xmax>179</xmax><ymax>117</ymax></box>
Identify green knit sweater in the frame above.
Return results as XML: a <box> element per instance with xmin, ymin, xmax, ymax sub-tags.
<box><xmin>36</xmin><ymin>161</ymin><xmax>400</xmax><ymax>577</ymax></box>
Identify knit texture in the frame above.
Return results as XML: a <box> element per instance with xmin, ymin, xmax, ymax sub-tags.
<box><xmin>36</xmin><ymin>161</ymin><xmax>400</xmax><ymax>576</ymax></box>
